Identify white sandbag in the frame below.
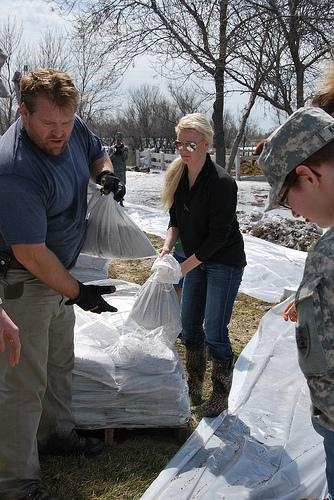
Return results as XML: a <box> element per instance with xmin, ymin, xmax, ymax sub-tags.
<box><xmin>110</xmin><ymin>328</ymin><xmax>178</xmax><ymax>375</ymax></box>
<box><xmin>82</xmin><ymin>182</ymin><xmax>157</xmax><ymax>259</ymax></box>
<box><xmin>151</xmin><ymin>254</ymin><xmax>183</xmax><ymax>284</ymax></box>
<box><xmin>73</xmin><ymin>313</ymin><xmax>120</xmax><ymax>388</ymax></box>
<box><xmin>124</xmin><ymin>255</ymin><xmax>182</xmax><ymax>341</ymax></box>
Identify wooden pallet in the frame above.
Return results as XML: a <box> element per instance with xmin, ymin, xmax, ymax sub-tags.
<box><xmin>103</xmin><ymin>423</ymin><xmax>190</xmax><ymax>446</ymax></box>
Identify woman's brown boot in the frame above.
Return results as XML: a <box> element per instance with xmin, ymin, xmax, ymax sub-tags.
<box><xmin>199</xmin><ymin>357</ymin><xmax>235</xmax><ymax>418</ymax></box>
<box><xmin>185</xmin><ymin>347</ymin><xmax>206</xmax><ymax>406</ymax></box>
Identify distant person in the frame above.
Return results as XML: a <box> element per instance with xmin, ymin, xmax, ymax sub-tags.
<box><xmin>0</xmin><ymin>68</ymin><xmax>125</xmax><ymax>500</ymax></box>
<box><xmin>109</xmin><ymin>132</ymin><xmax>128</xmax><ymax>205</ymax></box>
<box><xmin>0</xmin><ymin>49</ymin><xmax>9</xmax><ymax>98</ymax></box>
<box><xmin>160</xmin><ymin>113</ymin><xmax>246</xmax><ymax>417</ymax></box>
<box><xmin>0</xmin><ymin>302</ymin><xmax>20</xmax><ymax>367</ymax></box>
<box><xmin>259</xmin><ymin>107</ymin><xmax>334</xmax><ymax>500</ymax></box>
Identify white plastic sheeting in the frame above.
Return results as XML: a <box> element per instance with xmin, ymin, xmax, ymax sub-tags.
<box><xmin>141</xmin><ymin>299</ymin><xmax>327</xmax><ymax>500</ymax></box>
<box><xmin>240</xmin><ymin>234</ymin><xmax>306</xmax><ymax>303</ymax></box>
<box><xmin>71</xmin><ymin>254</ymin><xmax>110</xmax><ymax>282</ymax></box>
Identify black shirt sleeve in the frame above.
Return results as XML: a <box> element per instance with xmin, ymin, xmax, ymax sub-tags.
<box><xmin>168</xmin><ymin>202</ymin><xmax>178</xmax><ymax>230</ymax></box>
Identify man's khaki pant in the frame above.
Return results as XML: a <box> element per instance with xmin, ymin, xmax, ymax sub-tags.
<box><xmin>0</xmin><ymin>269</ymin><xmax>75</xmax><ymax>490</ymax></box>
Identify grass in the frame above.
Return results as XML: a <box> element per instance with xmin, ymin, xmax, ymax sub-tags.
<box><xmin>42</xmin><ymin>435</ymin><xmax>180</xmax><ymax>499</ymax></box>
<box><xmin>42</xmin><ymin>233</ymin><xmax>272</xmax><ymax>499</ymax></box>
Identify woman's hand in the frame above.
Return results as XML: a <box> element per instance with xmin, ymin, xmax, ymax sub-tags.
<box><xmin>180</xmin><ymin>254</ymin><xmax>201</xmax><ymax>277</ymax></box>
<box><xmin>158</xmin><ymin>245</ymin><xmax>171</xmax><ymax>257</ymax></box>
<box><xmin>283</xmin><ymin>301</ymin><xmax>297</xmax><ymax>322</ymax></box>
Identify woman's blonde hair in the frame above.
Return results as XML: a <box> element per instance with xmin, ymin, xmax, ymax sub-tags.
<box><xmin>312</xmin><ymin>65</ymin><xmax>334</xmax><ymax>116</ymax></box>
<box><xmin>161</xmin><ymin>113</ymin><xmax>213</xmax><ymax>209</ymax></box>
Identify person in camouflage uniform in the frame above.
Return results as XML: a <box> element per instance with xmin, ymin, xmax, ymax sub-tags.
<box><xmin>258</xmin><ymin>106</ymin><xmax>334</xmax><ymax>500</ymax></box>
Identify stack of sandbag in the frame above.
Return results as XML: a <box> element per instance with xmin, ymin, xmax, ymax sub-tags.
<box><xmin>72</xmin><ymin>257</ymin><xmax>190</xmax><ymax>428</ymax></box>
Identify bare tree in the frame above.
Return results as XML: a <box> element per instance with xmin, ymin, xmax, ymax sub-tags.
<box><xmin>167</xmin><ymin>83</ymin><xmax>206</xmax><ymax>116</ymax></box>
<box><xmin>225</xmin><ymin>10</ymin><xmax>277</xmax><ymax>171</ymax></box>
<box><xmin>0</xmin><ymin>18</ymin><xmax>28</xmax><ymax>132</ymax></box>
<box><xmin>32</xmin><ymin>28</ymin><xmax>71</xmax><ymax>70</ymax></box>
<box><xmin>119</xmin><ymin>84</ymin><xmax>178</xmax><ymax>151</ymax></box>
<box><xmin>234</xmin><ymin>0</ymin><xmax>334</xmax><ymax>115</ymax></box>
<box><xmin>68</xmin><ymin>18</ymin><xmax>120</xmax><ymax>124</ymax></box>
<box><xmin>54</xmin><ymin>0</ymin><xmax>255</xmax><ymax>167</ymax></box>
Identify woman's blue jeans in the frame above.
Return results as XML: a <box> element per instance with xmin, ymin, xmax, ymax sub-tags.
<box><xmin>313</xmin><ymin>417</ymin><xmax>334</xmax><ymax>499</ymax></box>
<box><xmin>181</xmin><ymin>263</ymin><xmax>244</xmax><ymax>362</ymax></box>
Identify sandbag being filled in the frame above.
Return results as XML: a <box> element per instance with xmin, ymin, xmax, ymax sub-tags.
<box><xmin>123</xmin><ymin>255</ymin><xmax>182</xmax><ymax>342</ymax></box>
<box><xmin>82</xmin><ymin>182</ymin><xmax>157</xmax><ymax>259</ymax></box>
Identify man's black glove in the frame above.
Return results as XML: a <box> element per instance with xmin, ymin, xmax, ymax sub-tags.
<box><xmin>95</xmin><ymin>170</ymin><xmax>126</xmax><ymax>202</ymax></box>
<box><xmin>65</xmin><ymin>281</ymin><xmax>118</xmax><ymax>314</ymax></box>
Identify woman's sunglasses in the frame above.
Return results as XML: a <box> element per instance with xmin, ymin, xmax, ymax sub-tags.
<box><xmin>174</xmin><ymin>139</ymin><xmax>204</xmax><ymax>152</ymax></box>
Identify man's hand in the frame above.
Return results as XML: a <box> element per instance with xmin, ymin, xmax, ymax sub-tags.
<box><xmin>65</xmin><ymin>281</ymin><xmax>118</xmax><ymax>314</ymax></box>
<box><xmin>95</xmin><ymin>170</ymin><xmax>126</xmax><ymax>202</ymax></box>
<box><xmin>0</xmin><ymin>307</ymin><xmax>20</xmax><ymax>367</ymax></box>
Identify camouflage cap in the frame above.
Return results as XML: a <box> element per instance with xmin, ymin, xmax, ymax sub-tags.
<box><xmin>258</xmin><ymin>107</ymin><xmax>334</xmax><ymax>211</ymax></box>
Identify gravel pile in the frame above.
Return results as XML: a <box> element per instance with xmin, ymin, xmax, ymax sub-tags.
<box><xmin>238</xmin><ymin>211</ymin><xmax>322</xmax><ymax>252</ymax></box>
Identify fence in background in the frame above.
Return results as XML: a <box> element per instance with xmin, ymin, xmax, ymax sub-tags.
<box><xmin>135</xmin><ymin>148</ymin><xmax>258</xmax><ymax>180</ymax></box>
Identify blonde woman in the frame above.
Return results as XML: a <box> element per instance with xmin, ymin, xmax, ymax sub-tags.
<box><xmin>161</xmin><ymin>113</ymin><xmax>246</xmax><ymax>417</ymax></box>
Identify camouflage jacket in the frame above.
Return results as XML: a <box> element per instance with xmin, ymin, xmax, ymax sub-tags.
<box><xmin>295</xmin><ymin>225</ymin><xmax>334</xmax><ymax>430</ymax></box>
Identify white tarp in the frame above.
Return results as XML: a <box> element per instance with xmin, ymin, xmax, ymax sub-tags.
<box><xmin>141</xmin><ymin>299</ymin><xmax>327</xmax><ymax>499</ymax></box>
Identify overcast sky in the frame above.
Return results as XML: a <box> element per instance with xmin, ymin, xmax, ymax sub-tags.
<box><xmin>2</xmin><ymin>0</ymin><xmax>69</xmax><ymax>42</ymax></box>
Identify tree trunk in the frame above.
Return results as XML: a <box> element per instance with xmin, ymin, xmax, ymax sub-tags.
<box><xmin>212</xmin><ymin>72</ymin><xmax>225</xmax><ymax>167</ymax></box>
<box><xmin>213</xmin><ymin>0</ymin><xmax>228</xmax><ymax>168</ymax></box>
<box><xmin>227</xmin><ymin>91</ymin><xmax>257</xmax><ymax>173</ymax></box>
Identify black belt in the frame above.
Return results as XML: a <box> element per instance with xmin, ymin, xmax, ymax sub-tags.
<box><xmin>9</xmin><ymin>257</ymin><xmax>26</xmax><ymax>270</ymax></box>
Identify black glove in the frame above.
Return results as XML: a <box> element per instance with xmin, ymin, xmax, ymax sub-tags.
<box><xmin>65</xmin><ymin>281</ymin><xmax>118</xmax><ymax>314</ymax></box>
<box><xmin>95</xmin><ymin>170</ymin><xmax>126</xmax><ymax>202</ymax></box>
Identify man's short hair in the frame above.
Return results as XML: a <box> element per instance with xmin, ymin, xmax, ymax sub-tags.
<box><xmin>20</xmin><ymin>68</ymin><xmax>80</xmax><ymax>113</ymax></box>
